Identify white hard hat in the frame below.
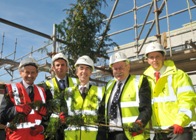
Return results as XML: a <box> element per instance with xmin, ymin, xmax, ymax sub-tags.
<box><xmin>145</xmin><ymin>42</ymin><xmax>166</xmax><ymax>57</ymax></box>
<box><xmin>109</xmin><ymin>52</ymin><xmax>129</xmax><ymax>67</ymax></box>
<box><xmin>52</xmin><ymin>53</ymin><xmax>69</xmax><ymax>67</ymax></box>
<box><xmin>75</xmin><ymin>55</ymin><xmax>94</xmax><ymax>70</ymax></box>
<box><xmin>19</xmin><ymin>57</ymin><xmax>38</xmax><ymax>69</ymax></box>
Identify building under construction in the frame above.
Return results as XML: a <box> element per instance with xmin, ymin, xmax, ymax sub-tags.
<box><xmin>0</xmin><ymin>0</ymin><xmax>196</xmax><ymax>87</ymax></box>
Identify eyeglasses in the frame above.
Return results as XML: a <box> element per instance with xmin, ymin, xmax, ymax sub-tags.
<box><xmin>147</xmin><ymin>55</ymin><xmax>162</xmax><ymax>60</ymax></box>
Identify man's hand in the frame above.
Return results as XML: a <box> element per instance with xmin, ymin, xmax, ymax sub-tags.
<box><xmin>5</xmin><ymin>127</ymin><xmax>13</xmax><ymax>135</ymax></box>
<box><xmin>15</xmin><ymin>104</ymin><xmax>32</xmax><ymax>115</ymax></box>
<box><xmin>59</xmin><ymin>112</ymin><xmax>66</xmax><ymax>124</ymax></box>
<box><xmin>38</xmin><ymin>106</ymin><xmax>47</xmax><ymax>116</ymax></box>
<box><xmin>129</xmin><ymin>120</ymin><xmax>143</xmax><ymax>136</ymax></box>
<box><xmin>171</xmin><ymin>124</ymin><xmax>184</xmax><ymax>134</ymax></box>
<box><xmin>30</xmin><ymin>125</ymin><xmax>44</xmax><ymax>136</ymax></box>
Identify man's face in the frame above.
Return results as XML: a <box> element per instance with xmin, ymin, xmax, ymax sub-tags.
<box><xmin>20</xmin><ymin>65</ymin><xmax>38</xmax><ymax>85</ymax></box>
<box><xmin>111</xmin><ymin>61</ymin><xmax>130</xmax><ymax>81</ymax></box>
<box><xmin>76</xmin><ymin>64</ymin><xmax>92</xmax><ymax>84</ymax></box>
<box><xmin>147</xmin><ymin>52</ymin><xmax>165</xmax><ymax>71</ymax></box>
<box><xmin>52</xmin><ymin>59</ymin><xmax>68</xmax><ymax>79</ymax></box>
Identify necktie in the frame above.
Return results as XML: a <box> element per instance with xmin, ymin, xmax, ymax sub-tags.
<box><xmin>110</xmin><ymin>82</ymin><xmax>122</xmax><ymax>120</ymax></box>
<box><xmin>28</xmin><ymin>86</ymin><xmax>34</xmax><ymax>102</ymax></box>
<box><xmin>59</xmin><ymin>80</ymin><xmax>65</xmax><ymax>90</ymax></box>
<box><xmin>80</xmin><ymin>87</ymin><xmax>87</xmax><ymax>99</ymax></box>
<box><xmin>154</xmin><ymin>71</ymin><xmax>160</xmax><ymax>82</ymax></box>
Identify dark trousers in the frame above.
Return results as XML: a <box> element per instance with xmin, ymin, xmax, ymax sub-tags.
<box><xmin>108</xmin><ymin>131</ymin><xmax>128</xmax><ymax>140</ymax></box>
<box><xmin>0</xmin><ymin>129</ymin><xmax>5</xmax><ymax>140</ymax></box>
<box><xmin>153</xmin><ymin>128</ymin><xmax>193</xmax><ymax>140</ymax></box>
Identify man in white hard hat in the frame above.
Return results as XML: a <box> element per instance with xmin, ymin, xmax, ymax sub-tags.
<box><xmin>0</xmin><ymin>57</ymin><xmax>47</xmax><ymax>140</ymax></box>
<box><xmin>143</xmin><ymin>42</ymin><xmax>196</xmax><ymax>140</ymax></box>
<box><xmin>104</xmin><ymin>52</ymin><xmax>152</xmax><ymax>140</ymax></box>
<box><xmin>63</xmin><ymin>55</ymin><xmax>105</xmax><ymax>140</ymax></box>
<box><xmin>43</xmin><ymin>53</ymin><xmax>79</xmax><ymax>140</ymax></box>
<box><xmin>45</xmin><ymin>53</ymin><xmax>78</xmax><ymax>96</ymax></box>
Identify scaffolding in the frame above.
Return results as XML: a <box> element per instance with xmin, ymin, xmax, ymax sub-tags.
<box><xmin>0</xmin><ymin>0</ymin><xmax>196</xmax><ymax>84</ymax></box>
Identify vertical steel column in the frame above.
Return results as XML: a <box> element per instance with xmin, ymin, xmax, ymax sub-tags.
<box><xmin>51</xmin><ymin>24</ymin><xmax>57</xmax><ymax>78</ymax></box>
<box><xmin>10</xmin><ymin>38</ymin><xmax>18</xmax><ymax>82</ymax></box>
<box><xmin>14</xmin><ymin>38</ymin><xmax>17</xmax><ymax>60</ymax></box>
<box><xmin>186</xmin><ymin>0</ymin><xmax>195</xmax><ymax>38</ymax></box>
<box><xmin>153</xmin><ymin>0</ymin><xmax>161</xmax><ymax>43</ymax></box>
<box><xmin>133</xmin><ymin>0</ymin><xmax>139</xmax><ymax>57</ymax></box>
<box><xmin>52</xmin><ymin>24</ymin><xmax>57</xmax><ymax>54</ymax></box>
<box><xmin>0</xmin><ymin>33</ymin><xmax>5</xmax><ymax>58</ymax></box>
<box><xmin>164</xmin><ymin>0</ymin><xmax>172</xmax><ymax>57</ymax></box>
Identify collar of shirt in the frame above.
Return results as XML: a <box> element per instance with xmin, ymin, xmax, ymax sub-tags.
<box><xmin>22</xmin><ymin>80</ymin><xmax>34</xmax><ymax>89</ymax></box>
<box><xmin>56</xmin><ymin>76</ymin><xmax>67</xmax><ymax>82</ymax></box>
<box><xmin>56</xmin><ymin>76</ymin><xmax>68</xmax><ymax>88</ymax></box>
<box><xmin>78</xmin><ymin>82</ymin><xmax>89</xmax><ymax>90</ymax></box>
<box><xmin>154</xmin><ymin>65</ymin><xmax>167</xmax><ymax>77</ymax></box>
<box><xmin>115</xmin><ymin>77</ymin><xmax>127</xmax><ymax>90</ymax></box>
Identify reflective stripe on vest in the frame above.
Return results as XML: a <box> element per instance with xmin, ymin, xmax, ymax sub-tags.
<box><xmin>68</xmin><ymin>110</ymin><xmax>97</xmax><ymax>116</ymax></box>
<box><xmin>179</xmin><ymin>108</ymin><xmax>192</xmax><ymax>119</ymax></box>
<box><xmin>97</xmin><ymin>87</ymin><xmax>103</xmax><ymax>105</ymax></box>
<box><xmin>177</xmin><ymin>86</ymin><xmax>195</xmax><ymax>95</ymax></box>
<box><xmin>11</xmin><ymin>83</ymin><xmax>21</xmax><ymax>105</ymax></box>
<box><xmin>13</xmin><ymin>119</ymin><xmax>41</xmax><ymax>129</ymax></box>
<box><xmin>120</xmin><ymin>101</ymin><xmax>139</xmax><ymax>108</ymax></box>
<box><xmin>65</xmin><ymin>126</ymin><xmax>98</xmax><ymax>131</ymax></box>
<box><xmin>37</xmin><ymin>86</ymin><xmax>45</xmax><ymax>103</ymax></box>
<box><xmin>51</xmin><ymin>113</ymin><xmax>59</xmax><ymax>118</ymax></box>
<box><xmin>66</xmin><ymin>87</ymin><xmax>73</xmax><ymax>116</ymax></box>
<box><xmin>72</xmin><ymin>77</ymin><xmax>78</xmax><ymax>86</ymax></box>
<box><xmin>122</xmin><ymin>116</ymin><xmax>138</xmax><ymax>124</ymax></box>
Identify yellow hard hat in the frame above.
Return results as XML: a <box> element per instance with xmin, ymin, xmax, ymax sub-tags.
<box><xmin>75</xmin><ymin>55</ymin><xmax>94</xmax><ymax>70</ymax></box>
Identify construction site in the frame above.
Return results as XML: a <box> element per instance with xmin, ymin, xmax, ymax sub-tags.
<box><xmin>0</xmin><ymin>0</ymin><xmax>196</xmax><ymax>139</ymax></box>
<box><xmin>0</xmin><ymin>0</ymin><xmax>196</xmax><ymax>88</ymax></box>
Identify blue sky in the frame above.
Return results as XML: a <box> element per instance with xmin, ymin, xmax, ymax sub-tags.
<box><xmin>0</xmin><ymin>0</ymin><xmax>196</xmax><ymax>83</ymax></box>
<box><xmin>0</xmin><ymin>0</ymin><xmax>76</xmax><ymax>83</ymax></box>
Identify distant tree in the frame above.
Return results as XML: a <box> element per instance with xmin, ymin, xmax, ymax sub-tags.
<box><xmin>56</xmin><ymin>0</ymin><xmax>117</xmax><ymax>76</ymax></box>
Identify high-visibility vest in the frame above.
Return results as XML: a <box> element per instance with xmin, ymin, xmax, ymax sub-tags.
<box><xmin>6</xmin><ymin>83</ymin><xmax>46</xmax><ymax>140</ymax></box>
<box><xmin>64</xmin><ymin>85</ymin><xmax>105</xmax><ymax>140</ymax></box>
<box><xmin>45</xmin><ymin>77</ymin><xmax>78</xmax><ymax>98</ymax></box>
<box><xmin>144</xmin><ymin>60</ymin><xmax>196</xmax><ymax>130</ymax></box>
<box><xmin>105</xmin><ymin>75</ymin><xmax>146</xmax><ymax>140</ymax></box>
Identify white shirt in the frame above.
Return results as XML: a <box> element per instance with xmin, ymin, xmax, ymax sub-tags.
<box><xmin>154</xmin><ymin>65</ymin><xmax>167</xmax><ymax>78</ymax></box>
<box><xmin>108</xmin><ymin>79</ymin><xmax>126</xmax><ymax>131</ymax></box>
<box><xmin>78</xmin><ymin>83</ymin><xmax>89</xmax><ymax>93</ymax></box>
<box><xmin>56</xmin><ymin>76</ymin><xmax>68</xmax><ymax>87</ymax></box>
